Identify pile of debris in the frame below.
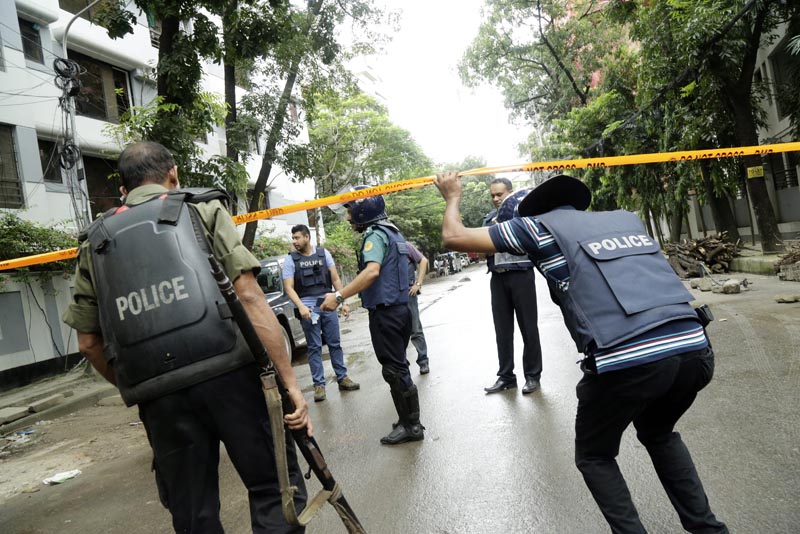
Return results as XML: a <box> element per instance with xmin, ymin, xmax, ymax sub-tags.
<box><xmin>775</xmin><ymin>241</ymin><xmax>800</xmax><ymax>282</ymax></box>
<box><xmin>664</xmin><ymin>232</ymin><xmax>741</xmax><ymax>279</ymax></box>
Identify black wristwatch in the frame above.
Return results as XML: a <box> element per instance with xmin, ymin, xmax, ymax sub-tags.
<box><xmin>335</xmin><ymin>291</ymin><xmax>345</xmax><ymax>305</ymax></box>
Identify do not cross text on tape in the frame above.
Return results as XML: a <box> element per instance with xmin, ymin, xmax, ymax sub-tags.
<box><xmin>2</xmin><ymin>140</ymin><xmax>798</xmax><ymax>272</ymax></box>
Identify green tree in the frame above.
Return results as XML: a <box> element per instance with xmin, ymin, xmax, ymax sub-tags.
<box><xmin>610</xmin><ymin>0</ymin><xmax>800</xmax><ymax>250</ymax></box>
<box><xmin>240</xmin><ymin>0</ymin><xmax>396</xmax><ymax>249</ymax></box>
<box><xmin>322</xmin><ymin>220</ymin><xmax>361</xmax><ymax>277</ymax></box>
<box><xmin>290</xmin><ymin>88</ymin><xmax>432</xmax><ymax>206</ymax></box>
<box><xmin>251</xmin><ymin>234</ymin><xmax>292</xmax><ymax>259</ymax></box>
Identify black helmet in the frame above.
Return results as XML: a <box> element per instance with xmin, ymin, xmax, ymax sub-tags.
<box><xmin>344</xmin><ymin>185</ymin><xmax>388</xmax><ymax>225</ymax></box>
<box><xmin>496</xmin><ymin>188</ymin><xmax>532</xmax><ymax>223</ymax></box>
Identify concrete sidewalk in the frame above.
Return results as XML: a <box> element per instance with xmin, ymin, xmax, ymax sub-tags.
<box><xmin>0</xmin><ymin>366</ymin><xmax>117</xmax><ymax>435</ymax></box>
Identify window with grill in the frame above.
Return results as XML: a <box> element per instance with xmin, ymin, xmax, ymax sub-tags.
<box><xmin>770</xmin><ymin>40</ymin><xmax>800</xmax><ymax>121</ymax></box>
<box><xmin>83</xmin><ymin>154</ymin><xmax>122</xmax><ymax>216</ymax></box>
<box><xmin>38</xmin><ymin>139</ymin><xmax>63</xmax><ymax>183</ymax></box>
<box><xmin>19</xmin><ymin>18</ymin><xmax>44</xmax><ymax>64</ymax></box>
<box><xmin>69</xmin><ymin>50</ymin><xmax>131</xmax><ymax>123</ymax></box>
<box><xmin>0</xmin><ymin>125</ymin><xmax>24</xmax><ymax>209</ymax></box>
<box><xmin>769</xmin><ymin>151</ymin><xmax>800</xmax><ymax>190</ymax></box>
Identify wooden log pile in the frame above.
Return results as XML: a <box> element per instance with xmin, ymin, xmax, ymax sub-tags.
<box><xmin>664</xmin><ymin>232</ymin><xmax>741</xmax><ymax>279</ymax></box>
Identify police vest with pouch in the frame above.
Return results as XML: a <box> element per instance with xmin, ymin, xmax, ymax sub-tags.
<box><xmin>290</xmin><ymin>248</ymin><xmax>332</xmax><ymax>298</ymax></box>
<box><xmin>536</xmin><ymin>207</ymin><xmax>697</xmax><ymax>353</ymax></box>
<box><xmin>84</xmin><ymin>189</ymin><xmax>252</xmax><ymax>406</ymax></box>
<box><xmin>358</xmin><ymin>223</ymin><xmax>410</xmax><ymax>309</ymax></box>
<box><xmin>484</xmin><ymin>209</ymin><xmax>533</xmax><ymax>272</ymax></box>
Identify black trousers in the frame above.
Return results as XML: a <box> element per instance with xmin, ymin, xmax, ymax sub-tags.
<box><xmin>574</xmin><ymin>348</ymin><xmax>728</xmax><ymax>534</ymax></box>
<box><xmin>368</xmin><ymin>304</ymin><xmax>413</xmax><ymax>389</ymax></box>
<box><xmin>489</xmin><ymin>269</ymin><xmax>543</xmax><ymax>381</ymax></box>
<box><xmin>138</xmin><ymin>364</ymin><xmax>307</xmax><ymax>534</ymax></box>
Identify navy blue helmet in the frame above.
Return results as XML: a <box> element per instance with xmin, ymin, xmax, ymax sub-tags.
<box><xmin>344</xmin><ymin>185</ymin><xmax>388</xmax><ymax>225</ymax></box>
<box><xmin>496</xmin><ymin>188</ymin><xmax>532</xmax><ymax>223</ymax></box>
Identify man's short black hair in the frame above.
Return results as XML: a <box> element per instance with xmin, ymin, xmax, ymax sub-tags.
<box><xmin>291</xmin><ymin>224</ymin><xmax>310</xmax><ymax>237</ymax></box>
<box><xmin>118</xmin><ymin>141</ymin><xmax>176</xmax><ymax>191</ymax></box>
<box><xmin>490</xmin><ymin>177</ymin><xmax>513</xmax><ymax>192</ymax></box>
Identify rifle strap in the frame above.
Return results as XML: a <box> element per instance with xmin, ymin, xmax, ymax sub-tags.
<box><xmin>260</xmin><ymin>372</ymin><xmax>334</xmax><ymax>526</ymax></box>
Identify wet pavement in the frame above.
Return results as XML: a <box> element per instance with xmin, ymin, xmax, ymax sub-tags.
<box><xmin>2</xmin><ymin>263</ymin><xmax>799</xmax><ymax>533</ymax></box>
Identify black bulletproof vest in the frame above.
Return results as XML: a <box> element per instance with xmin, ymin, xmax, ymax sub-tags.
<box><xmin>85</xmin><ymin>189</ymin><xmax>252</xmax><ymax>406</ymax></box>
<box><xmin>290</xmin><ymin>248</ymin><xmax>331</xmax><ymax>298</ymax></box>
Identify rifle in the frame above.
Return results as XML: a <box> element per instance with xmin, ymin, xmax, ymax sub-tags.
<box><xmin>208</xmin><ymin>255</ymin><xmax>366</xmax><ymax>533</ymax></box>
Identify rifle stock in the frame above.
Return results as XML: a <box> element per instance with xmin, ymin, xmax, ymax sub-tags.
<box><xmin>208</xmin><ymin>256</ymin><xmax>366</xmax><ymax>533</ymax></box>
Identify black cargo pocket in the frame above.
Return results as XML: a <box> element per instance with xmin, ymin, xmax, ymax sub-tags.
<box><xmin>579</xmin><ymin>232</ymin><xmax>691</xmax><ymax>315</ymax></box>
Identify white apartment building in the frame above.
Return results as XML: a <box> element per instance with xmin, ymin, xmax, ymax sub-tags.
<box><xmin>0</xmin><ymin>0</ymin><xmax>317</xmax><ymax>383</ymax></box>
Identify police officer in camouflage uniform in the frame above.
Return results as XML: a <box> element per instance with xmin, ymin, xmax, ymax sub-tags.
<box><xmin>320</xmin><ymin>186</ymin><xmax>424</xmax><ymax>445</ymax></box>
<box><xmin>62</xmin><ymin>141</ymin><xmax>310</xmax><ymax>534</ymax></box>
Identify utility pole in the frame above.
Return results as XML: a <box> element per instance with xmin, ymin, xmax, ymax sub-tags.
<box><xmin>56</xmin><ymin>0</ymin><xmax>102</xmax><ymax>230</ymax></box>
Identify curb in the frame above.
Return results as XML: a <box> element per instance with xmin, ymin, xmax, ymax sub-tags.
<box><xmin>730</xmin><ymin>255</ymin><xmax>780</xmax><ymax>275</ymax></box>
<box><xmin>1</xmin><ymin>384</ymin><xmax>118</xmax><ymax>435</ymax></box>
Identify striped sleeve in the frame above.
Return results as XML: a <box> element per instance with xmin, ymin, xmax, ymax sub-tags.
<box><xmin>489</xmin><ymin>218</ymin><xmax>571</xmax><ymax>289</ymax></box>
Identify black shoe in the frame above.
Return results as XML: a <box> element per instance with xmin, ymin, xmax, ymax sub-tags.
<box><xmin>484</xmin><ymin>378</ymin><xmax>517</xmax><ymax>394</ymax></box>
<box><xmin>419</xmin><ymin>363</ymin><xmax>430</xmax><ymax>375</ymax></box>
<box><xmin>522</xmin><ymin>378</ymin><xmax>540</xmax><ymax>394</ymax></box>
<box><xmin>380</xmin><ymin>423</ymin><xmax>425</xmax><ymax>445</ymax></box>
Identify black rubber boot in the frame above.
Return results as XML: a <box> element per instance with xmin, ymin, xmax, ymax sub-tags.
<box><xmin>380</xmin><ymin>385</ymin><xmax>424</xmax><ymax>445</ymax></box>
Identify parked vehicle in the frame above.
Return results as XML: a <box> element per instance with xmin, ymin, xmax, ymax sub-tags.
<box><xmin>467</xmin><ymin>252</ymin><xmax>481</xmax><ymax>264</ymax></box>
<box><xmin>459</xmin><ymin>253</ymin><xmax>470</xmax><ymax>269</ymax></box>
<box><xmin>257</xmin><ymin>257</ymin><xmax>307</xmax><ymax>357</ymax></box>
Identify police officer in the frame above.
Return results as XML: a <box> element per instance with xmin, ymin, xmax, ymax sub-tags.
<box><xmin>62</xmin><ymin>141</ymin><xmax>310</xmax><ymax>533</ymax></box>
<box><xmin>435</xmin><ymin>171</ymin><xmax>728</xmax><ymax>534</ymax></box>
<box><xmin>320</xmin><ymin>187</ymin><xmax>424</xmax><ymax>445</ymax></box>
<box><xmin>483</xmin><ymin>177</ymin><xmax>543</xmax><ymax>394</ymax></box>
<box><xmin>406</xmin><ymin>241</ymin><xmax>430</xmax><ymax>375</ymax></box>
<box><xmin>283</xmin><ymin>224</ymin><xmax>360</xmax><ymax>402</ymax></box>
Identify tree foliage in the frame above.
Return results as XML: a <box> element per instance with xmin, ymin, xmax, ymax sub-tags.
<box><xmin>240</xmin><ymin>0</ymin><xmax>398</xmax><ymax>249</ymax></box>
<box><xmin>461</xmin><ymin>0</ymin><xmax>800</xmax><ymax>250</ymax></box>
<box><xmin>0</xmin><ymin>214</ymin><xmax>77</xmax><ymax>274</ymax></box>
<box><xmin>322</xmin><ymin>220</ymin><xmax>361</xmax><ymax>276</ymax></box>
<box><xmin>290</xmin><ymin>88</ymin><xmax>432</xmax><ymax>202</ymax></box>
<box><xmin>251</xmin><ymin>234</ymin><xmax>292</xmax><ymax>259</ymax></box>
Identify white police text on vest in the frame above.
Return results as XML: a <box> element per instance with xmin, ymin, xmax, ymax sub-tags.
<box><xmin>115</xmin><ymin>276</ymin><xmax>190</xmax><ymax>320</ymax></box>
<box><xmin>299</xmin><ymin>259</ymin><xmax>322</xmax><ymax>268</ymax></box>
<box><xmin>586</xmin><ymin>235</ymin><xmax>653</xmax><ymax>256</ymax></box>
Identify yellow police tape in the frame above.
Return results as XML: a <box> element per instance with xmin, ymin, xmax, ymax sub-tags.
<box><xmin>2</xmin><ymin>140</ymin><xmax>799</xmax><ymax>272</ymax></box>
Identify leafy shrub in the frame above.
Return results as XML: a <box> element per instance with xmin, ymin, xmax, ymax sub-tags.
<box><xmin>251</xmin><ymin>235</ymin><xmax>292</xmax><ymax>260</ymax></box>
<box><xmin>323</xmin><ymin>220</ymin><xmax>360</xmax><ymax>277</ymax></box>
<box><xmin>0</xmin><ymin>213</ymin><xmax>77</xmax><ymax>274</ymax></box>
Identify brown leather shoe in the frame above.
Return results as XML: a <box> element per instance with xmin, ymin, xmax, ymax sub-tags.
<box><xmin>313</xmin><ymin>385</ymin><xmax>326</xmax><ymax>402</ymax></box>
<box><xmin>338</xmin><ymin>376</ymin><xmax>360</xmax><ymax>391</ymax></box>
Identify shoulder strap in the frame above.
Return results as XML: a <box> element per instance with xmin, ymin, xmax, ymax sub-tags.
<box><xmin>181</xmin><ymin>188</ymin><xmax>230</xmax><ymax>207</ymax></box>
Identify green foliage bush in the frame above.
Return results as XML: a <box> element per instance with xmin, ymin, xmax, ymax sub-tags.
<box><xmin>0</xmin><ymin>213</ymin><xmax>77</xmax><ymax>274</ymax></box>
<box><xmin>323</xmin><ymin>220</ymin><xmax>360</xmax><ymax>277</ymax></box>
<box><xmin>251</xmin><ymin>235</ymin><xmax>292</xmax><ymax>260</ymax></box>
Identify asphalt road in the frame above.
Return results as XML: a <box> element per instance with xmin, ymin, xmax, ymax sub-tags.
<box><xmin>2</xmin><ymin>264</ymin><xmax>799</xmax><ymax>533</ymax></box>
